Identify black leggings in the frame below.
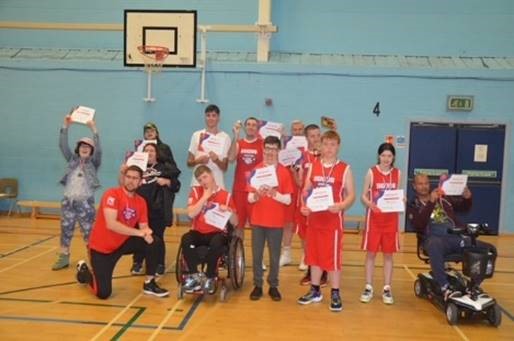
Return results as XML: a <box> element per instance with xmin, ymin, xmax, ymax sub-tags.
<box><xmin>133</xmin><ymin>216</ymin><xmax>167</xmax><ymax>266</ymax></box>
<box><xmin>180</xmin><ymin>230</ymin><xmax>226</xmax><ymax>278</ymax></box>
<box><xmin>90</xmin><ymin>236</ymin><xmax>160</xmax><ymax>299</ymax></box>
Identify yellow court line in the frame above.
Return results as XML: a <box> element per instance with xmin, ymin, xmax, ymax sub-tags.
<box><xmin>90</xmin><ymin>292</ymin><xmax>144</xmax><ymax>341</ymax></box>
<box><xmin>402</xmin><ymin>264</ymin><xmax>470</xmax><ymax>341</ymax></box>
<box><xmin>147</xmin><ymin>299</ymin><xmax>183</xmax><ymax>341</ymax></box>
<box><xmin>0</xmin><ymin>247</ymin><xmax>57</xmax><ymax>273</ymax></box>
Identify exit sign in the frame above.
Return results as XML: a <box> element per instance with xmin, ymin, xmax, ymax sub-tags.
<box><xmin>447</xmin><ymin>95</ymin><xmax>474</xmax><ymax>112</ymax></box>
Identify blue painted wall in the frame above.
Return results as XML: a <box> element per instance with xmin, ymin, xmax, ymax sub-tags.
<box><xmin>1</xmin><ymin>1</ymin><xmax>513</xmax><ymax>231</ymax></box>
<box><xmin>1</xmin><ymin>0</ymin><xmax>513</xmax><ymax>55</ymax></box>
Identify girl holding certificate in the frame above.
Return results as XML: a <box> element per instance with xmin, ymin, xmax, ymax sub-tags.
<box><xmin>130</xmin><ymin>143</ymin><xmax>181</xmax><ymax>276</ymax></box>
<box><xmin>53</xmin><ymin>113</ymin><xmax>101</xmax><ymax>270</ymax></box>
<box><xmin>360</xmin><ymin>142</ymin><xmax>401</xmax><ymax>305</ymax></box>
<box><xmin>297</xmin><ymin>130</ymin><xmax>355</xmax><ymax>312</ymax></box>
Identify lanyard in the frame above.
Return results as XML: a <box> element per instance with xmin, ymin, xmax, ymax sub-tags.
<box><xmin>320</xmin><ymin>160</ymin><xmax>338</xmax><ymax>186</ymax></box>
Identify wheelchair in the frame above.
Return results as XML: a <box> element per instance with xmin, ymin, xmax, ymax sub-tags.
<box><xmin>175</xmin><ymin>223</ymin><xmax>245</xmax><ymax>301</ymax></box>
<box><xmin>414</xmin><ymin>223</ymin><xmax>501</xmax><ymax>326</ymax></box>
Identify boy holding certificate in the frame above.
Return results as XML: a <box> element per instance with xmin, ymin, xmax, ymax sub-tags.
<box><xmin>187</xmin><ymin>105</ymin><xmax>231</xmax><ymax>189</ymax></box>
<box><xmin>180</xmin><ymin>166</ymin><xmax>237</xmax><ymax>294</ymax></box>
<box><xmin>227</xmin><ymin>117</ymin><xmax>263</xmax><ymax>236</ymax></box>
<box><xmin>297</xmin><ymin>130</ymin><xmax>355</xmax><ymax>312</ymax></box>
<box><xmin>248</xmin><ymin>136</ymin><xmax>294</xmax><ymax>302</ymax></box>
<box><xmin>360</xmin><ymin>143</ymin><xmax>402</xmax><ymax>305</ymax></box>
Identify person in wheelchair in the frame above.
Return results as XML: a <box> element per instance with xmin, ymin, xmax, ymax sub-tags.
<box><xmin>181</xmin><ymin>165</ymin><xmax>238</xmax><ymax>294</ymax></box>
<box><xmin>407</xmin><ymin>173</ymin><xmax>495</xmax><ymax>300</ymax></box>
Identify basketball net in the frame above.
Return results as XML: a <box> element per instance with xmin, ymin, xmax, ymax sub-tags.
<box><xmin>137</xmin><ymin>46</ymin><xmax>169</xmax><ymax>102</ymax></box>
<box><xmin>138</xmin><ymin>45</ymin><xmax>169</xmax><ymax>73</ymax></box>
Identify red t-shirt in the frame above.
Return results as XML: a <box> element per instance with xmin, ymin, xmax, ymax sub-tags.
<box><xmin>233</xmin><ymin>138</ymin><xmax>263</xmax><ymax>192</ymax></box>
<box><xmin>89</xmin><ymin>187</ymin><xmax>148</xmax><ymax>254</ymax></box>
<box><xmin>189</xmin><ymin>186</ymin><xmax>236</xmax><ymax>234</ymax></box>
<box><xmin>306</xmin><ymin>159</ymin><xmax>349</xmax><ymax>230</ymax></box>
<box><xmin>367</xmin><ymin>165</ymin><xmax>400</xmax><ymax>232</ymax></box>
<box><xmin>249</xmin><ymin>163</ymin><xmax>294</xmax><ymax>228</ymax></box>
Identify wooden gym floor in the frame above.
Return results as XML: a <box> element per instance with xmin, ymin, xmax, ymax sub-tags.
<box><xmin>0</xmin><ymin>216</ymin><xmax>512</xmax><ymax>340</ymax></box>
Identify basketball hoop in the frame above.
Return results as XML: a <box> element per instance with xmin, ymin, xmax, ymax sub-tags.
<box><xmin>137</xmin><ymin>45</ymin><xmax>169</xmax><ymax>102</ymax></box>
<box><xmin>138</xmin><ymin>45</ymin><xmax>169</xmax><ymax>72</ymax></box>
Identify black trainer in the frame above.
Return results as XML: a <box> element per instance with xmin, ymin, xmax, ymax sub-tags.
<box><xmin>143</xmin><ymin>279</ymin><xmax>169</xmax><ymax>297</ymax></box>
<box><xmin>268</xmin><ymin>287</ymin><xmax>282</xmax><ymax>301</ymax></box>
<box><xmin>76</xmin><ymin>260</ymin><xmax>92</xmax><ymax>285</ymax></box>
<box><xmin>250</xmin><ymin>286</ymin><xmax>263</xmax><ymax>300</ymax></box>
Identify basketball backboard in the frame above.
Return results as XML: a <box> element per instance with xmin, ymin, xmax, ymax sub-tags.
<box><xmin>124</xmin><ymin>10</ymin><xmax>197</xmax><ymax>68</ymax></box>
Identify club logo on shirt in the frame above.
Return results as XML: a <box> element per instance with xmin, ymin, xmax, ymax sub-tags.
<box><xmin>122</xmin><ymin>207</ymin><xmax>137</xmax><ymax>221</ymax></box>
<box><xmin>376</xmin><ymin>183</ymin><xmax>397</xmax><ymax>190</ymax></box>
<box><xmin>106</xmin><ymin>196</ymin><xmax>116</xmax><ymax>206</ymax></box>
<box><xmin>240</xmin><ymin>149</ymin><xmax>257</xmax><ymax>165</ymax></box>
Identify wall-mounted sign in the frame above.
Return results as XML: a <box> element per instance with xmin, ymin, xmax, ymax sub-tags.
<box><xmin>447</xmin><ymin>95</ymin><xmax>474</xmax><ymax>112</ymax></box>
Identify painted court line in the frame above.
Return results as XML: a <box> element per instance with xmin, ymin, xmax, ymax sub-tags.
<box><xmin>0</xmin><ymin>247</ymin><xmax>57</xmax><ymax>273</ymax></box>
<box><xmin>0</xmin><ymin>235</ymin><xmax>55</xmax><ymax>259</ymax></box>
<box><xmin>148</xmin><ymin>299</ymin><xmax>184</xmax><ymax>340</ymax></box>
<box><xmin>402</xmin><ymin>264</ymin><xmax>469</xmax><ymax>341</ymax></box>
<box><xmin>90</xmin><ymin>293</ymin><xmax>143</xmax><ymax>341</ymax></box>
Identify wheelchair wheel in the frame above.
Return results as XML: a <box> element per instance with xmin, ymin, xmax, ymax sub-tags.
<box><xmin>228</xmin><ymin>236</ymin><xmax>245</xmax><ymax>290</ymax></box>
<box><xmin>487</xmin><ymin>303</ymin><xmax>502</xmax><ymax>327</ymax></box>
<box><xmin>446</xmin><ymin>303</ymin><xmax>459</xmax><ymax>325</ymax></box>
<box><xmin>414</xmin><ymin>279</ymin><xmax>426</xmax><ymax>298</ymax></box>
<box><xmin>175</xmin><ymin>244</ymin><xmax>185</xmax><ymax>284</ymax></box>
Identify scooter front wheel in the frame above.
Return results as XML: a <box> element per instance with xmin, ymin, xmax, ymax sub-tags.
<box><xmin>487</xmin><ymin>303</ymin><xmax>502</xmax><ymax>327</ymax></box>
<box><xmin>446</xmin><ymin>303</ymin><xmax>459</xmax><ymax>325</ymax></box>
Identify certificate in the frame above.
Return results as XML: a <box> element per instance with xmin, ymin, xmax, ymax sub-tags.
<box><xmin>249</xmin><ymin>165</ymin><xmax>279</xmax><ymax>189</ymax></box>
<box><xmin>199</xmin><ymin>133</ymin><xmax>225</xmax><ymax>156</ymax></box>
<box><xmin>125</xmin><ymin>151</ymin><xmax>149</xmax><ymax>172</ymax></box>
<box><xmin>204</xmin><ymin>203</ymin><xmax>231</xmax><ymax>230</ymax></box>
<box><xmin>305</xmin><ymin>186</ymin><xmax>334</xmax><ymax>212</ymax></box>
<box><xmin>134</xmin><ymin>139</ymin><xmax>157</xmax><ymax>152</ymax></box>
<box><xmin>376</xmin><ymin>189</ymin><xmax>405</xmax><ymax>213</ymax></box>
<box><xmin>278</xmin><ymin>148</ymin><xmax>303</xmax><ymax>167</ymax></box>
<box><xmin>283</xmin><ymin>136</ymin><xmax>307</xmax><ymax>150</ymax></box>
<box><xmin>441</xmin><ymin>174</ymin><xmax>468</xmax><ymax>196</ymax></box>
<box><xmin>71</xmin><ymin>106</ymin><xmax>95</xmax><ymax>124</ymax></box>
<box><xmin>258</xmin><ymin>120</ymin><xmax>283</xmax><ymax>139</ymax></box>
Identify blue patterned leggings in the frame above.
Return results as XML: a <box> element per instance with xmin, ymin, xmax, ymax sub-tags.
<box><xmin>60</xmin><ymin>197</ymin><xmax>96</xmax><ymax>248</ymax></box>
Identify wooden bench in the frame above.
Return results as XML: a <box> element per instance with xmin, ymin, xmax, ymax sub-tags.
<box><xmin>17</xmin><ymin>200</ymin><xmax>101</xmax><ymax>220</ymax></box>
<box><xmin>17</xmin><ymin>200</ymin><xmax>62</xmax><ymax>219</ymax></box>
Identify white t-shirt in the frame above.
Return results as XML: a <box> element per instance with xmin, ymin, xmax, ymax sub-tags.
<box><xmin>188</xmin><ymin>129</ymin><xmax>231</xmax><ymax>188</ymax></box>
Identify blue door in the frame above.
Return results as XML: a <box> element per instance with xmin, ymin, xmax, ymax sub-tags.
<box><xmin>406</xmin><ymin>123</ymin><xmax>505</xmax><ymax>235</ymax></box>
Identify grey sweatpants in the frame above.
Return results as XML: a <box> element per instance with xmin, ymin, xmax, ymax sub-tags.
<box><xmin>251</xmin><ymin>226</ymin><xmax>283</xmax><ymax>288</ymax></box>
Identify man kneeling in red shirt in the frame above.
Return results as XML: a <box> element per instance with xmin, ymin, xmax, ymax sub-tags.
<box><xmin>76</xmin><ymin>165</ymin><xmax>169</xmax><ymax>298</ymax></box>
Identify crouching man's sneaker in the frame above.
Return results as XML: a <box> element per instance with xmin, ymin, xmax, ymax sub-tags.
<box><xmin>143</xmin><ymin>279</ymin><xmax>169</xmax><ymax>297</ymax></box>
<box><xmin>76</xmin><ymin>260</ymin><xmax>92</xmax><ymax>285</ymax></box>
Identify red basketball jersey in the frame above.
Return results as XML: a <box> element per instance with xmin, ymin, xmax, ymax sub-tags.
<box><xmin>306</xmin><ymin>159</ymin><xmax>349</xmax><ymax>230</ymax></box>
<box><xmin>233</xmin><ymin>138</ymin><xmax>263</xmax><ymax>191</ymax></box>
<box><xmin>366</xmin><ymin>165</ymin><xmax>400</xmax><ymax>232</ymax></box>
